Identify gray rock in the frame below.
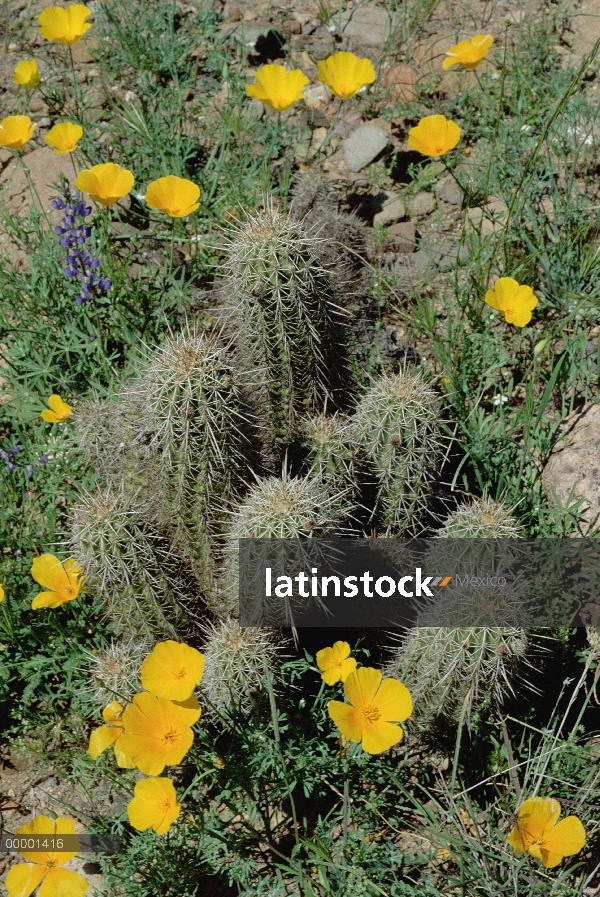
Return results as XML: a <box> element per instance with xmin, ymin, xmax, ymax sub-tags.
<box><xmin>542</xmin><ymin>403</ymin><xmax>600</xmax><ymax>534</ymax></box>
<box><xmin>435</xmin><ymin>174</ymin><xmax>461</xmax><ymax>206</ymax></box>
<box><xmin>373</xmin><ymin>196</ymin><xmax>405</xmax><ymax>228</ymax></box>
<box><xmin>340</xmin><ymin>5</ymin><xmax>398</xmax><ymax>46</ymax></box>
<box><xmin>343</xmin><ymin>124</ymin><xmax>389</xmax><ymax>172</ymax></box>
<box><xmin>387</xmin><ymin>220</ymin><xmax>416</xmax><ymax>254</ymax></box>
<box><xmin>408</xmin><ymin>191</ymin><xmax>435</xmax><ymax>217</ymax></box>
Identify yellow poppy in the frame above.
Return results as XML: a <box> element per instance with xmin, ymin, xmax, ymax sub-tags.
<box><xmin>328</xmin><ymin>666</ymin><xmax>413</xmax><ymax>754</ymax></box>
<box><xmin>317</xmin><ymin>52</ymin><xmax>376</xmax><ymax>100</ymax></box>
<box><xmin>246</xmin><ymin>64</ymin><xmax>310</xmax><ymax>111</ymax></box>
<box><xmin>118</xmin><ymin>692</ymin><xmax>201</xmax><ymax>776</ymax></box>
<box><xmin>13</xmin><ymin>60</ymin><xmax>41</xmax><ymax>89</ymax></box>
<box><xmin>87</xmin><ymin>700</ymin><xmax>135</xmax><ymax>768</ymax></box>
<box><xmin>30</xmin><ymin>554</ymin><xmax>84</xmax><ymax>610</ymax></box>
<box><xmin>140</xmin><ymin>640</ymin><xmax>205</xmax><ymax>701</ymax></box>
<box><xmin>76</xmin><ymin>162</ymin><xmax>134</xmax><ymax>207</ymax></box>
<box><xmin>145</xmin><ymin>176</ymin><xmax>201</xmax><ymax>219</ymax></box>
<box><xmin>45</xmin><ymin>122</ymin><xmax>83</xmax><ymax>154</ymax></box>
<box><xmin>485</xmin><ymin>277</ymin><xmax>538</xmax><ymax>327</ymax></box>
<box><xmin>443</xmin><ymin>35</ymin><xmax>494</xmax><ymax>70</ymax></box>
<box><xmin>5</xmin><ymin>815</ymin><xmax>88</xmax><ymax>897</ymax></box>
<box><xmin>127</xmin><ymin>777</ymin><xmax>181</xmax><ymax>835</ymax></box>
<box><xmin>0</xmin><ymin>115</ymin><xmax>36</xmax><ymax>152</ymax></box>
<box><xmin>316</xmin><ymin>641</ymin><xmax>357</xmax><ymax>685</ymax></box>
<box><xmin>41</xmin><ymin>394</ymin><xmax>72</xmax><ymax>422</ymax></box>
<box><xmin>407</xmin><ymin>114</ymin><xmax>461</xmax><ymax>157</ymax></box>
<box><xmin>0</xmin><ymin>584</ymin><xmax>4</xmax><ymax>603</ymax></box>
<box><xmin>38</xmin><ymin>4</ymin><xmax>92</xmax><ymax>45</ymax></box>
<box><xmin>507</xmin><ymin>796</ymin><xmax>586</xmax><ymax>868</ymax></box>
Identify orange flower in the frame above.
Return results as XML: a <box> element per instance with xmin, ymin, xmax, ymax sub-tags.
<box><xmin>87</xmin><ymin>700</ymin><xmax>135</xmax><ymax>769</ymax></box>
<box><xmin>316</xmin><ymin>641</ymin><xmax>357</xmax><ymax>685</ymax></box>
<box><xmin>485</xmin><ymin>277</ymin><xmax>539</xmax><ymax>327</ymax></box>
<box><xmin>443</xmin><ymin>35</ymin><xmax>494</xmax><ymax>70</ymax></box>
<box><xmin>507</xmin><ymin>797</ymin><xmax>586</xmax><ymax>868</ymax></box>
<box><xmin>38</xmin><ymin>4</ymin><xmax>92</xmax><ymax>45</ymax></box>
<box><xmin>5</xmin><ymin>815</ymin><xmax>88</xmax><ymax>897</ymax></box>
<box><xmin>118</xmin><ymin>692</ymin><xmax>201</xmax><ymax>775</ymax></box>
<box><xmin>127</xmin><ymin>777</ymin><xmax>181</xmax><ymax>835</ymax></box>
<box><xmin>140</xmin><ymin>640</ymin><xmax>205</xmax><ymax>701</ymax></box>
<box><xmin>30</xmin><ymin>554</ymin><xmax>84</xmax><ymax>610</ymax></box>
<box><xmin>76</xmin><ymin>162</ymin><xmax>134</xmax><ymax>206</ymax></box>
<box><xmin>328</xmin><ymin>666</ymin><xmax>412</xmax><ymax>754</ymax></box>
<box><xmin>246</xmin><ymin>64</ymin><xmax>309</xmax><ymax>111</ymax></box>
<box><xmin>14</xmin><ymin>60</ymin><xmax>41</xmax><ymax>89</ymax></box>
<box><xmin>41</xmin><ymin>393</ymin><xmax>72</xmax><ymax>422</ymax></box>
<box><xmin>317</xmin><ymin>52</ymin><xmax>376</xmax><ymax>100</ymax></box>
<box><xmin>45</xmin><ymin>122</ymin><xmax>83</xmax><ymax>154</ymax></box>
<box><xmin>0</xmin><ymin>115</ymin><xmax>36</xmax><ymax>152</ymax></box>
<box><xmin>145</xmin><ymin>176</ymin><xmax>200</xmax><ymax>218</ymax></box>
<box><xmin>407</xmin><ymin>114</ymin><xmax>461</xmax><ymax>157</ymax></box>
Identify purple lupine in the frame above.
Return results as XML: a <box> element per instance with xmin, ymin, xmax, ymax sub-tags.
<box><xmin>0</xmin><ymin>444</ymin><xmax>20</xmax><ymax>473</ymax></box>
<box><xmin>53</xmin><ymin>186</ymin><xmax>113</xmax><ymax>305</ymax></box>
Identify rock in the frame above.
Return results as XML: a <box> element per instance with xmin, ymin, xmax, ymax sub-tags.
<box><xmin>0</xmin><ymin>147</ymin><xmax>75</xmax><ymax>214</ymax></box>
<box><xmin>408</xmin><ymin>191</ymin><xmax>435</xmax><ymax>217</ymax></box>
<box><xmin>29</xmin><ymin>98</ymin><xmax>46</xmax><ymax>114</ymax></box>
<box><xmin>223</xmin><ymin>1</ymin><xmax>242</xmax><ymax>20</ymax></box>
<box><xmin>340</xmin><ymin>5</ymin><xmax>398</xmax><ymax>46</ymax></box>
<box><xmin>435</xmin><ymin>174</ymin><xmax>461</xmax><ymax>205</ymax></box>
<box><xmin>420</xmin><ymin>239</ymin><xmax>462</xmax><ymax>271</ymax></box>
<box><xmin>283</xmin><ymin>17</ymin><xmax>302</xmax><ymax>34</ymax></box>
<box><xmin>342</xmin><ymin>124</ymin><xmax>389</xmax><ymax>172</ymax></box>
<box><xmin>542</xmin><ymin>403</ymin><xmax>600</xmax><ymax>533</ymax></box>
<box><xmin>373</xmin><ymin>196</ymin><xmax>405</xmax><ymax>227</ymax></box>
<box><xmin>71</xmin><ymin>40</ymin><xmax>94</xmax><ymax>64</ymax></box>
<box><xmin>387</xmin><ymin>220</ymin><xmax>416</xmax><ymax>254</ymax></box>
<box><xmin>303</xmin><ymin>82</ymin><xmax>331</xmax><ymax>110</ymax></box>
<box><xmin>382</xmin><ymin>64</ymin><xmax>418</xmax><ymax>103</ymax></box>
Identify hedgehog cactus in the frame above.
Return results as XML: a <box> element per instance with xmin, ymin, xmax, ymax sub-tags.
<box><xmin>386</xmin><ymin>626</ymin><xmax>529</xmax><ymax>727</ymax></box>
<box><xmin>219</xmin><ymin>204</ymin><xmax>347</xmax><ymax>458</ymax></box>
<box><xmin>200</xmin><ymin>617</ymin><xmax>282</xmax><ymax>718</ymax></box>
<box><xmin>82</xmin><ymin>634</ymin><xmax>152</xmax><ymax>705</ymax></box>
<box><xmin>68</xmin><ymin>486</ymin><xmax>190</xmax><ymax>638</ymax></box>
<box><xmin>351</xmin><ymin>368</ymin><xmax>443</xmax><ymax>534</ymax></box>
<box><xmin>438</xmin><ymin>496</ymin><xmax>522</xmax><ymax>538</ymax></box>
<box><xmin>301</xmin><ymin>411</ymin><xmax>357</xmax><ymax>497</ymax></box>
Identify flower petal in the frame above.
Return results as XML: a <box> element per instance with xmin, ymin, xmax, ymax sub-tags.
<box><xmin>344</xmin><ymin>666</ymin><xmax>382</xmax><ymax>712</ymax></box>
<box><xmin>88</xmin><ymin>725</ymin><xmax>122</xmax><ymax>760</ymax></box>
<box><xmin>541</xmin><ymin>816</ymin><xmax>586</xmax><ymax>866</ymax></box>
<box><xmin>328</xmin><ymin>699</ymin><xmax>364</xmax><ymax>743</ymax></box>
<box><xmin>5</xmin><ymin>863</ymin><xmax>46</xmax><ymax>897</ymax></box>
<box><xmin>140</xmin><ymin>640</ymin><xmax>205</xmax><ymax>701</ymax></box>
<box><xmin>361</xmin><ymin>719</ymin><xmax>404</xmax><ymax>754</ymax></box>
<box><xmin>372</xmin><ymin>677</ymin><xmax>413</xmax><ymax>722</ymax></box>
<box><xmin>39</xmin><ymin>867</ymin><xmax>89</xmax><ymax>897</ymax></box>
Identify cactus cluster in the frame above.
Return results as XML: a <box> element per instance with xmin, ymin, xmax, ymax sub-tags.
<box><xmin>69</xmin><ymin>199</ymin><xmax>446</xmax><ymax>659</ymax></box>
<box><xmin>437</xmin><ymin>495</ymin><xmax>522</xmax><ymax>538</ymax></box>
<box><xmin>82</xmin><ymin>634</ymin><xmax>152</xmax><ymax>705</ymax></box>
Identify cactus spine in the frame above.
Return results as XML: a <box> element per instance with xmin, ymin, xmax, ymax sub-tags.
<box><xmin>437</xmin><ymin>496</ymin><xmax>522</xmax><ymax>538</ymax></box>
<box><xmin>351</xmin><ymin>368</ymin><xmax>443</xmax><ymax>534</ymax></box>
<box><xmin>220</xmin><ymin>205</ymin><xmax>347</xmax><ymax>457</ymax></box>
<box><xmin>82</xmin><ymin>634</ymin><xmax>152</xmax><ymax>706</ymax></box>
<box><xmin>68</xmin><ymin>486</ymin><xmax>190</xmax><ymax>638</ymax></box>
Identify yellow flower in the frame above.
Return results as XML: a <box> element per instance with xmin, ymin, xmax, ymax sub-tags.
<box><xmin>14</xmin><ymin>60</ymin><xmax>41</xmax><ymax>89</ymax></box>
<box><xmin>87</xmin><ymin>700</ymin><xmax>135</xmax><ymax>768</ymax></box>
<box><xmin>76</xmin><ymin>162</ymin><xmax>134</xmax><ymax>207</ymax></box>
<box><xmin>41</xmin><ymin>394</ymin><xmax>72</xmax><ymax>422</ymax></box>
<box><xmin>30</xmin><ymin>554</ymin><xmax>84</xmax><ymax>610</ymax></box>
<box><xmin>0</xmin><ymin>115</ymin><xmax>36</xmax><ymax>152</ymax></box>
<box><xmin>5</xmin><ymin>815</ymin><xmax>88</xmax><ymax>897</ymax></box>
<box><xmin>443</xmin><ymin>35</ymin><xmax>494</xmax><ymax>70</ymax></box>
<box><xmin>45</xmin><ymin>122</ymin><xmax>83</xmax><ymax>154</ymax></box>
<box><xmin>38</xmin><ymin>4</ymin><xmax>92</xmax><ymax>45</ymax></box>
<box><xmin>118</xmin><ymin>692</ymin><xmax>201</xmax><ymax>776</ymax></box>
<box><xmin>127</xmin><ymin>777</ymin><xmax>181</xmax><ymax>835</ymax></box>
<box><xmin>407</xmin><ymin>114</ymin><xmax>461</xmax><ymax>157</ymax></box>
<box><xmin>485</xmin><ymin>277</ymin><xmax>538</xmax><ymax>327</ymax></box>
<box><xmin>0</xmin><ymin>584</ymin><xmax>4</xmax><ymax>603</ymax></box>
<box><xmin>507</xmin><ymin>797</ymin><xmax>586</xmax><ymax>868</ymax></box>
<box><xmin>140</xmin><ymin>640</ymin><xmax>205</xmax><ymax>701</ymax></box>
<box><xmin>328</xmin><ymin>666</ymin><xmax>412</xmax><ymax>754</ymax></box>
<box><xmin>145</xmin><ymin>176</ymin><xmax>201</xmax><ymax>219</ymax></box>
<box><xmin>246</xmin><ymin>64</ymin><xmax>310</xmax><ymax>111</ymax></box>
<box><xmin>316</xmin><ymin>641</ymin><xmax>357</xmax><ymax>685</ymax></box>
<box><xmin>317</xmin><ymin>51</ymin><xmax>376</xmax><ymax>100</ymax></box>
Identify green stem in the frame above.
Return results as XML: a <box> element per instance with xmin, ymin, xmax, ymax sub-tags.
<box><xmin>306</xmin><ymin>98</ymin><xmax>343</xmax><ymax>164</ymax></box>
<box><xmin>16</xmin><ymin>153</ymin><xmax>50</xmax><ymax>225</ymax></box>
<box><xmin>68</xmin><ymin>47</ymin><xmax>82</xmax><ymax>119</ymax></box>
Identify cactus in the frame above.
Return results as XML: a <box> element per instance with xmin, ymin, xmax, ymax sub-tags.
<box><xmin>351</xmin><ymin>368</ymin><xmax>444</xmax><ymax>535</ymax></box>
<box><xmin>219</xmin><ymin>203</ymin><xmax>348</xmax><ymax>458</ymax></box>
<box><xmin>81</xmin><ymin>634</ymin><xmax>152</xmax><ymax>706</ymax></box>
<box><xmin>218</xmin><ymin>469</ymin><xmax>352</xmax><ymax>621</ymax></box>
<box><xmin>128</xmin><ymin>326</ymin><xmax>252</xmax><ymax>585</ymax></box>
<box><xmin>437</xmin><ymin>496</ymin><xmax>522</xmax><ymax>538</ymax></box>
<box><xmin>386</xmin><ymin>625</ymin><xmax>529</xmax><ymax>727</ymax></box>
<box><xmin>301</xmin><ymin>411</ymin><xmax>357</xmax><ymax>495</ymax></box>
<box><xmin>68</xmin><ymin>485</ymin><xmax>192</xmax><ymax>638</ymax></box>
<box><xmin>199</xmin><ymin>617</ymin><xmax>282</xmax><ymax>718</ymax></box>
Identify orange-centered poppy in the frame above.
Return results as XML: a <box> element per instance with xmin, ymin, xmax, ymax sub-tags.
<box><xmin>507</xmin><ymin>796</ymin><xmax>586</xmax><ymax>868</ymax></box>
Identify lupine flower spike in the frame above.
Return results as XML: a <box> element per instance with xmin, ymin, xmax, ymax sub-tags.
<box><xmin>53</xmin><ymin>186</ymin><xmax>112</xmax><ymax>303</ymax></box>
